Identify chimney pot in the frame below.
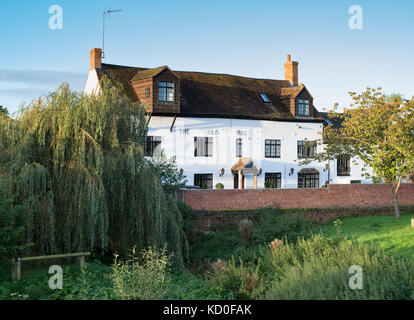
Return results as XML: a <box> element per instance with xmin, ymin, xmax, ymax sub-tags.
<box><xmin>90</xmin><ymin>48</ymin><xmax>102</xmax><ymax>70</ymax></box>
<box><xmin>287</xmin><ymin>54</ymin><xmax>291</xmax><ymax>62</ymax></box>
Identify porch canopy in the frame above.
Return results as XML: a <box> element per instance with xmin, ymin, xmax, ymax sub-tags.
<box><xmin>231</xmin><ymin>157</ymin><xmax>260</xmax><ymax>189</ymax></box>
<box><xmin>297</xmin><ymin>168</ymin><xmax>319</xmax><ymax>174</ymax></box>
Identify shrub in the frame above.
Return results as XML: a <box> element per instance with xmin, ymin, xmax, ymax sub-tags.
<box><xmin>148</xmin><ymin>154</ymin><xmax>187</xmax><ymax>194</ymax></box>
<box><xmin>238</xmin><ymin>219</ymin><xmax>253</xmax><ymax>243</ymax></box>
<box><xmin>207</xmin><ymin>257</ymin><xmax>261</xmax><ymax>299</ymax></box>
<box><xmin>264</xmin><ymin>181</ymin><xmax>274</xmax><ymax>188</ymax></box>
<box><xmin>262</xmin><ymin>234</ymin><xmax>414</xmax><ymax>300</ymax></box>
<box><xmin>253</xmin><ymin>208</ymin><xmax>311</xmax><ymax>244</ymax></box>
<box><xmin>111</xmin><ymin>246</ymin><xmax>172</xmax><ymax>300</ymax></box>
<box><xmin>215</xmin><ymin>183</ymin><xmax>224</xmax><ymax>190</ymax></box>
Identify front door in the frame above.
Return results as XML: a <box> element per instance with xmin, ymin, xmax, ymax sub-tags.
<box><xmin>234</xmin><ymin>174</ymin><xmax>245</xmax><ymax>189</ymax></box>
<box><xmin>234</xmin><ymin>174</ymin><xmax>238</xmax><ymax>189</ymax></box>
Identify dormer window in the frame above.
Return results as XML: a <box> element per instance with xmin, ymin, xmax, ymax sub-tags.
<box><xmin>297</xmin><ymin>99</ymin><xmax>309</xmax><ymax>116</ymax></box>
<box><xmin>260</xmin><ymin>93</ymin><xmax>271</xmax><ymax>103</ymax></box>
<box><xmin>158</xmin><ymin>81</ymin><xmax>174</xmax><ymax>102</ymax></box>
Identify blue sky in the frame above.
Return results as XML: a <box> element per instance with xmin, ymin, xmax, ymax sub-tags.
<box><xmin>1</xmin><ymin>0</ymin><xmax>414</xmax><ymax>115</ymax></box>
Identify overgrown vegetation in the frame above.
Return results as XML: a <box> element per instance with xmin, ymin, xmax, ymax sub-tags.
<box><xmin>263</xmin><ymin>235</ymin><xmax>414</xmax><ymax>300</ymax></box>
<box><xmin>111</xmin><ymin>246</ymin><xmax>172</xmax><ymax>300</ymax></box>
<box><xmin>0</xmin><ymin>80</ymin><xmax>187</xmax><ymax>267</ymax></box>
<box><xmin>1</xmin><ymin>209</ymin><xmax>413</xmax><ymax>300</ymax></box>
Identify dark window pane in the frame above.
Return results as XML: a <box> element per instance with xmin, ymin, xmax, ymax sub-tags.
<box><xmin>194</xmin><ymin>137</ymin><xmax>213</xmax><ymax>157</ymax></box>
<box><xmin>297</xmin><ymin>140</ymin><xmax>316</xmax><ymax>158</ymax></box>
<box><xmin>236</xmin><ymin>138</ymin><xmax>243</xmax><ymax>157</ymax></box>
<box><xmin>158</xmin><ymin>81</ymin><xmax>174</xmax><ymax>102</ymax></box>
<box><xmin>265</xmin><ymin>172</ymin><xmax>281</xmax><ymax>188</ymax></box>
<box><xmin>298</xmin><ymin>172</ymin><xmax>319</xmax><ymax>188</ymax></box>
<box><xmin>297</xmin><ymin>99</ymin><xmax>309</xmax><ymax>116</ymax></box>
<box><xmin>194</xmin><ymin>174</ymin><xmax>213</xmax><ymax>189</ymax></box>
<box><xmin>145</xmin><ymin>136</ymin><xmax>162</xmax><ymax>157</ymax></box>
<box><xmin>265</xmin><ymin>139</ymin><xmax>281</xmax><ymax>158</ymax></box>
<box><xmin>337</xmin><ymin>155</ymin><xmax>351</xmax><ymax>176</ymax></box>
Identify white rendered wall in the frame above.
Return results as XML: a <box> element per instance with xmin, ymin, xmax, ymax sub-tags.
<box><xmin>84</xmin><ymin>69</ymin><xmax>100</xmax><ymax>95</ymax></box>
<box><xmin>147</xmin><ymin>116</ymin><xmax>336</xmax><ymax>189</ymax></box>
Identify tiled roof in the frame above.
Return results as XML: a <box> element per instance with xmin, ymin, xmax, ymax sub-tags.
<box><xmin>319</xmin><ymin>112</ymin><xmax>344</xmax><ymax>128</ymax></box>
<box><xmin>97</xmin><ymin>63</ymin><xmax>324</xmax><ymax>122</ymax></box>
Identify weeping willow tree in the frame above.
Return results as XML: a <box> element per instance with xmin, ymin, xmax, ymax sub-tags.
<box><xmin>0</xmin><ymin>79</ymin><xmax>187</xmax><ymax>267</ymax></box>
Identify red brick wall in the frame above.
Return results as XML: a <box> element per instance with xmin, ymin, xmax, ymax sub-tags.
<box><xmin>182</xmin><ymin>184</ymin><xmax>414</xmax><ymax>211</ymax></box>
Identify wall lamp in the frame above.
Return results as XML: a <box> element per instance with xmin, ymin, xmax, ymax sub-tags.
<box><xmin>289</xmin><ymin>168</ymin><xmax>294</xmax><ymax>176</ymax></box>
<box><xmin>323</xmin><ymin>163</ymin><xmax>329</xmax><ymax>172</ymax></box>
<box><xmin>219</xmin><ymin>168</ymin><xmax>225</xmax><ymax>177</ymax></box>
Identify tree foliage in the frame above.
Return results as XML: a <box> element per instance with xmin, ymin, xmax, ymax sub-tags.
<box><xmin>0</xmin><ymin>79</ymin><xmax>187</xmax><ymax>267</ymax></box>
<box><xmin>0</xmin><ymin>179</ymin><xmax>30</xmax><ymax>259</ymax></box>
<box><xmin>318</xmin><ymin>88</ymin><xmax>414</xmax><ymax>218</ymax></box>
<box><xmin>148</xmin><ymin>153</ymin><xmax>187</xmax><ymax>194</ymax></box>
<box><xmin>0</xmin><ymin>106</ymin><xmax>8</xmax><ymax>117</ymax></box>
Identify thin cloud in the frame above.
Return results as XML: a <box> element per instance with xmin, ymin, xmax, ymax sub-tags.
<box><xmin>0</xmin><ymin>69</ymin><xmax>87</xmax><ymax>87</ymax></box>
<box><xmin>0</xmin><ymin>69</ymin><xmax>87</xmax><ymax>113</ymax></box>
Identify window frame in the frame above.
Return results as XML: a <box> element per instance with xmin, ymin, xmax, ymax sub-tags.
<box><xmin>337</xmin><ymin>155</ymin><xmax>351</xmax><ymax>176</ymax></box>
<box><xmin>145</xmin><ymin>136</ymin><xmax>162</xmax><ymax>157</ymax></box>
<box><xmin>158</xmin><ymin>81</ymin><xmax>174</xmax><ymax>102</ymax></box>
<box><xmin>194</xmin><ymin>173</ymin><xmax>213</xmax><ymax>189</ymax></box>
<box><xmin>194</xmin><ymin>137</ymin><xmax>213</xmax><ymax>157</ymax></box>
<box><xmin>297</xmin><ymin>99</ymin><xmax>310</xmax><ymax>116</ymax></box>
<box><xmin>297</xmin><ymin>140</ymin><xmax>317</xmax><ymax>159</ymax></box>
<box><xmin>265</xmin><ymin>172</ymin><xmax>282</xmax><ymax>188</ymax></box>
<box><xmin>236</xmin><ymin>138</ymin><xmax>243</xmax><ymax>158</ymax></box>
<box><xmin>298</xmin><ymin>173</ymin><xmax>319</xmax><ymax>188</ymax></box>
<box><xmin>265</xmin><ymin>139</ymin><xmax>281</xmax><ymax>158</ymax></box>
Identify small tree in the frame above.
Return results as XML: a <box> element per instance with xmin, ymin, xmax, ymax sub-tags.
<box><xmin>148</xmin><ymin>154</ymin><xmax>187</xmax><ymax>194</ymax></box>
<box><xmin>318</xmin><ymin>88</ymin><xmax>414</xmax><ymax>219</ymax></box>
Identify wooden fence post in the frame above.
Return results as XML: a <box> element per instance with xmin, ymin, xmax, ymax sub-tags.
<box><xmin>79</xmin><ymin>256</ymin><xmax>85</xmax><ymax>269</ymax></box>
<box><xmin>12</xmin><ymin>258</ymin><xmax>21</xmax><ymax>281</ymax></box>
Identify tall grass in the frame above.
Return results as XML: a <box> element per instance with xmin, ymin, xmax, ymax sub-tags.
<box><xmin>262</xmin><ymin>235</ymin><xmax>414</xmax><ymax>300</ymax></box>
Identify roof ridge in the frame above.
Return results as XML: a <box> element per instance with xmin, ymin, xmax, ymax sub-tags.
<box><xmin>101</xmin><ymin>63</ymin><xmax>291</xmax><ymax>83</ymax></box>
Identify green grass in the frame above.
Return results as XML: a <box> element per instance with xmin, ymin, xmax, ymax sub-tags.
<box><xmin>314</xmin><ymin>212</ymin><xmax>414</xmax><ymax>261</ymax></box>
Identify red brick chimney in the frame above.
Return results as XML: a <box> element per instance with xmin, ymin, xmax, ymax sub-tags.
<box><xmin>284</xmin><ymin>54</ymin><xmax>299</xmax><ymax>86</ymax></box>
<box><xmin>90</xmin><ymin>48</ymin><xmax>102</xmax><ymax>70</ymax></box>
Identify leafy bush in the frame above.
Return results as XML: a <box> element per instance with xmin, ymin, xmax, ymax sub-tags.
<box><xmin>166</xmin><ymin>271</ymin><xmax>225</xmax><ymax>299</ymax></box>
<box><xmin>238</xmin><ymin>219</ymin><xmax>253</xmax><ymax>243</ymax></box>
<box><xmin>215</xmin><ymin>183</ymin><xmax>224</xmax><ymax>190</ymax></box>
<box><xmin>206</xmin><ymin>257</ymin><xmax>261</xmax><ymax>299</ymax></box>
<box><xmin>253</xmin><ymin>208</ymin><xmax>312</xmax><ymax>244</ymax></box>
<box><xmin>262</xmin><ymin>234</ymin><xmax>414</xmax><ymax>300</ymax></box>
<box><xmin>264</xmin><ymin>181</ymin><xmax>274</xmax><ymax>188</ymax></box>
<box><xmin>111</xmin><ymin>246</ymin><xmax>172</xmax><ymax>300</ymax></box>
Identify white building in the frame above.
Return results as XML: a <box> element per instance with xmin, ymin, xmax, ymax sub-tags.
<box><xmin>85</xmin><ymin>48</ymin><xmax>371</xmax><ymax>189</ymax></box>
